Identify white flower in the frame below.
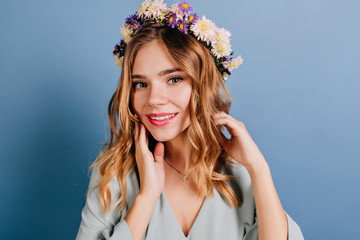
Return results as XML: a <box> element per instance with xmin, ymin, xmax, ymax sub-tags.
<box><xmin>154</xmin><ymin>0</ymin><xmax>167</xmax><ymax>10</ymax></box>
<box><xmin>190</xmin><ymin>16</ymin><xmax>217</xmax><ymax>44</ymax></box>
<box><xmin>169</xmin><ymin>4</ymin><xmax>184</xmax><ymax>20</ymax></box>
<box><xmin>211</xmin><ymin>27</ymin><xmax>231</xmax><ymax>48</ymax></box>
<box><xmin>223</xmin><ymin>56</ymin><xmax>243</xmax><ymax>71</ymax></box>
<box><xmin>211</xmin><ymin>41</ymin><xmax>232</xmax><ymax>58</ymax></box>
<box><xmin>137</xmin><ymin>0</ymin><xmax>151</xmax><ymax>16</ymax></box>
<box><xmin>114</xmin><ymin>55</ymin><xmax>124</xmax><ymax>67</ymax></box>
<box><xmin>120</xmin><ymin>24</ymin><xmax>134</xmax><ymax>43</ymax></box>
<box><xmin>145</xmin><ymin>0</ymin><xmax>167</xmax><ymax>19</ymax></box>
<box><xmin>215</xmin><ymin>27</ymin><xmax>231</xmax><ymax>43</ymax></box>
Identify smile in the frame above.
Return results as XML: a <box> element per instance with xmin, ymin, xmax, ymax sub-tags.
<box><xmin>146</xmin><ymin>113</ymin><xmax>178</xmax><ymax>126</ymax></box>
<box><xmin>149</xmin><ymin>113</ymin><xmax>176</xmax><ymax>120</ymax></box>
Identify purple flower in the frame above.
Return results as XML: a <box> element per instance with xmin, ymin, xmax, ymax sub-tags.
<box><xmin>125</xmin><ymin>14</ymin><xmax>137</xmax><ymax>24</ymax></box>
<box><xmin>113</xmin><ymin>45</ymin><xmax>120</xmax><ymax>54</ymax></box>
<box><xmin>113</xmin><ymin>39</ymin><xmax>127</xmax><ymax>56</ymax></box>
<box><xmin>119</xmin><ymin>39</ymin><xmax>125</xmax><ymax>47</ymax></box>
<box><xmin>178</xmin><ymin>19</ymin><xmax>188</xmax><ymax>34</ymax></box>
<box><xmin>166</xmin><ymin>12</ymin><xmax>178</xmax><ymax>28</ymax></box>
<box><xmin>178</xmin><ymin>1</ymin><xmax>193</xmax><ymax>13</ymax></box>
<box><xmin>188</xmin><ymin>13</ymin><xmax>198</xmax><ymax>24</ymax></box>
<box><xmin>125</xmin><ymin>14</ymin><xmax>141</xmax><ymax>30</ymax></box>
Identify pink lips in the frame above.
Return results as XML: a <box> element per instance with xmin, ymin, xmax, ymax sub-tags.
<box><xmin>146</xmin><ymin>112</ymin><xmax>178</xmax><ymax>126</ymax></box>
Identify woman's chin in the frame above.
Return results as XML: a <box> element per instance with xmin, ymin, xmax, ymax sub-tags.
<box><xmin>146</xmin><ymin>127</ymin><xmax>179</xmax><ymax>142</ymax></box>
<box><xmin>150</xmin><ymin>133</ymin><xmax>173</xmax><ymax>142</ymax></box>
<box><xmin>148</xmin><ymin>127</ymin><xmax>189</xmax><ymax>143</ymax></box>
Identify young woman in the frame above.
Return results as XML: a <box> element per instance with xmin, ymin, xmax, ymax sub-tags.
<box><xmin>76</xmin><ymin>1</ymin><xmax>303</xmax><ymax>239</ymax></box>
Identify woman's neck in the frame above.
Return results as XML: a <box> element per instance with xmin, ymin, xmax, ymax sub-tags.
<box><xmin>164</xmin><ymin>130</ymin><xmax>192</xmax><ymax>172</ymax></box>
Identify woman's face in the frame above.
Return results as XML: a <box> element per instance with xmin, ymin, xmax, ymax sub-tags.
<box><xmin>131</xmin><ymin>40</ymin><xmax>192</xmax><ymax>142</ymax></box>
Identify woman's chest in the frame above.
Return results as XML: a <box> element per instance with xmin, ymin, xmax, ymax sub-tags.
<box><xmin>142</xmin><ymin>190</ymin><xmax>251</xmax><ymax>240</ymax></box>
<box><xmin>162</xmin><ymin>169</ymin><xmax>207</xmax><ymax>236</ymax></box>
<box><xmin>163</xmin><ymin>188</ymin><xmax>206</xmax><ymax>237</ymax></box>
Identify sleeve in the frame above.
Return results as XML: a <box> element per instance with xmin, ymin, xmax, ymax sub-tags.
<box><xmin>75</xmin><ymin>165</ymin><xmax>133</xmax><ymax>240</ymax></box>
<box><xmin>242</xmin><ymin>211</ymin><xmax>304</xmax><ymax>240</ymax></box>
<box><xmin>224</xmin><ymin>162</ymin><xmax>304</xmax><ymax>240</ymax></box>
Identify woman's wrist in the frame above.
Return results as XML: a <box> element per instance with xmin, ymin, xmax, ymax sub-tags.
<box><xmin>137</xmin><ymin>191</ymin><xmax>161</xmax><ymax>205</ymax></box>
<box><xmin>125</xmin><ymin>191</ymin><xmax>160</xmax><ymax>240</ymax></box>
<box><xmin>245</xmin><ymin>159</ymin><xmax>270</xmax><ymax>177</ymax></box>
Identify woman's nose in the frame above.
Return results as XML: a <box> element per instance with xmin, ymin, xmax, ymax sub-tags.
<box><xmin>147</xmin><ymin>85</ymin><xmax>168</xmax><ymax>107</ymax></box>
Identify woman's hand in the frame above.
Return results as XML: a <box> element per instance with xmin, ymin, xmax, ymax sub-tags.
<box><xmin>214</xmin><ymin>111</ymin><xmax>267</xmax><ymax>171</ymax></box>
<box><xmin>124</xmin><ymin>122</ymin><xmax>165</xmax><ymax>240</ymax></box>
<box><xmin>134</xmin><ymin>121</ymin><xmax>165</xmax><ymax>199</ymax></box>
<box><xmin>215</xmin><ymin>112</ymin><xmax>288</xmax><ymax>239</ymax></box>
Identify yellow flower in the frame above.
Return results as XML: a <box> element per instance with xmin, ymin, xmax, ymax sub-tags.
<box><xmin>182</xmin><ymin>3</ymin><xmax>189</xmax><ymax>9</ymax></box>
<box><xmin>179</xmin><ymin>22</ymin><xmax>184</xmax><ymax>31</ymax></box>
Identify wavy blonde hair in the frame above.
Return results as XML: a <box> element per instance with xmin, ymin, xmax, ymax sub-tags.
<box><xmin>91</xmin><ymin>24</ymin><xmax>240</xmax><ymax>215</ymax></box>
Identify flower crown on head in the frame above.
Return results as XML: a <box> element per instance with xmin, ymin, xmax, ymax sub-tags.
<box><xmin>113</xmin><ymin>0</ymin><xmax>243</xmax><ymax>80</ymax></box>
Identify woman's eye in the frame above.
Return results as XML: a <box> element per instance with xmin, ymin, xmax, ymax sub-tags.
<box><xmin>168</xmin><ymin>77</ymin><xmax>183</xmax><ymax>84</ymax></box>
<box><xmin>132</xmin><ymin>82</ymin><xmax>147</xmax><ymax>88</ymax></box>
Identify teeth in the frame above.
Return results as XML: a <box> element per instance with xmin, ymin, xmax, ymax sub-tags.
<box><xmin>150</xmin><ymin>113</ymin><xmax>176</xmax><ymax>121</ymax></box>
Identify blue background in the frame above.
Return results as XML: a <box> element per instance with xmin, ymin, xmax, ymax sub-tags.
<box><xmin>1</xmin><ymin>0</ymin><xmax>359</xmax><ymax>239</ymax></box>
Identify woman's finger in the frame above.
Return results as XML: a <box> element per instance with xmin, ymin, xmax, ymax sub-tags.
<box><xmin>214</xmin><ymin>116</ymin><xmax>238</xmax><ymax>129</ymax></box>
<box><xmin>134</xmin><ymin>121</ymin><xmax>138</xmax><ymax>141</ymax></box>
<box><xmin>138</xmin><ymin>124</ymin><xmax>152</xmax><ymax>158</ymax></box>
<box><xmin>133</xmin><ymin>113</ymin><xmax>140</xmax><ymax>139</ymax></box>
<box><xmin>213</xmin><ymin>111</ymin><xmax>225</xmax><ymax>116</ymax></box>
<box><xmin>145</xmin><ymin>126</ymin><xmax>149</xmax><ymax>146</ymax></box>
<box><xmin>138</xmin><ymin>123</ymin><xmax>147</xmax><ymax>147</ymax></box>
<box><xmin>215</xmin><ymin>117</ymin><xmax>243</xmax><ymax>137</ymax></box>
<box><xmin>214</xmin><ymin>111</ymin><xmax>239</xmax><ymax>123</ymax></box>
<box><xmin>213</xmin><ymin>111</ymin><xmax>229</xmax><ymax>119</ymax></box>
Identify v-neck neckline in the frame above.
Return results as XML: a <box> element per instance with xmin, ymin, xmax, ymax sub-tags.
<box><xmin>161</xmin><ymin>191</ymin><xmax>207</xmax><ymax>239</ymax></box>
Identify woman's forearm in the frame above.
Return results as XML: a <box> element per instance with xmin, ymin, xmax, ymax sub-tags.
<box><xmin>247</xmin><ymin>161</ymin><xmax>288</xmax><ymax>240</ymax></box>
<box><xmin>124</xmin><ymin>193</ymin><xmax>159</xmax><ymax>240</ymax></box>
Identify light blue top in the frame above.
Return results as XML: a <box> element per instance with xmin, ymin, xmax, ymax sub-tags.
<box><xmin>76</xmin><ymin>161</ymin><xmax>304</xmax><ymax>240</ymax></box>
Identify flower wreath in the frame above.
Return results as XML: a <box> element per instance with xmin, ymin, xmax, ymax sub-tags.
<box><xmin>113</xmin><ymin>0</ymin><xmax>243</xmax><ymax>80</ymax></box>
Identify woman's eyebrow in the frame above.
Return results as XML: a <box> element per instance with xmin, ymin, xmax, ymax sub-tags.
<box><xmin>158</xmin><ymin>67</ymin><xmax>183</xmax><ymax>76</ymax></box>
<box><xmin>131</xmin><ymin>67</ymin><xmax>183</xmax><ymax>79</ymax></box>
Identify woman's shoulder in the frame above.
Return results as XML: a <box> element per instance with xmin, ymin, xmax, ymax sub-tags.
<box><xmin>88</xmin><ymin>149</ymin><xmax>139</xmax><ymax>193</ymax></box>
<box><xmin>88</xmin><ymin>164</ymin><xmax>139</xmax><ymax>201</ymax></box>
<box><xmin>85</xmin><ymin>163</ymin><xmax>139</xmax><ymax>225</ymax></box>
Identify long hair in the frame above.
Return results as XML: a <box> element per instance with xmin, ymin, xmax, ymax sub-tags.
<box><xmin>91</xmin><ymin>24</ymin><xmax>240</xmax><ymax>215</ymax></box>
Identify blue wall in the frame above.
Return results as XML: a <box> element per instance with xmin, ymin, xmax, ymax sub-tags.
<box><xmin>1</xmin><ymin>0</ymin><xmax>359</xmax><ymax>239</ymax></box>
